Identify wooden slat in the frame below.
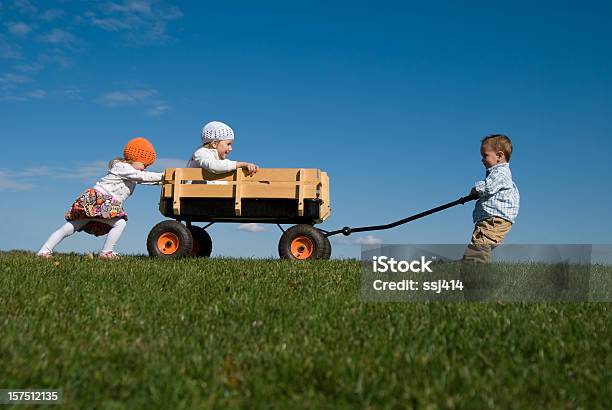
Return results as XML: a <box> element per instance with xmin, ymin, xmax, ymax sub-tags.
<box><xmin>243</xmin><ymin>168</ymin><xmax>320</xmax><ymax>182</ymax></box>
<box><xmin>319</xmin><ymin>172</ymin><xmax>331</xmax><ymax>221</ymax></box>
<box><xmin>242</xmin><ymin>184</ymin><xmax>318</xmax><ymax>199</ymax></box>
<box><xmin>234</xmin><ymin>168</ymin><xmax>242</xmax><ymax>216</ymax></box>
<box><xmin>173</xmin><ymin>168</ymin><xmax>183</xmax><ymax>214</ymax></box>
<box><xmin>163</xmin><ymin>168</ymin><xmax>175</xmax><ymax>182</ymax></box>
<box><xmin>173</xmin><ymin>184</ymin><xmax>319</xmax><ymax>199</ymax></box>
<box><xmin>162</xmin><ymin>184</ymin><xmax>173</xmax><ymax>198</ymax></box>
<box><xmin>162</xmin><ymin>168</ymin><xmax>322</xmax><ymax>183</ymax></box>
<box><xmin>176</xmin><ymin>184</ymin><xmax>234</xmax><ymax>197</ymax></box>
<box><xmin>297</xmin><ymin>169</ymin><xmax>304</xmax><ymax>216</ymax></box>
<box><xmin>158</xmin><ymin>184</ymin><xmax>167</xmax><ymax>213</ymax></box>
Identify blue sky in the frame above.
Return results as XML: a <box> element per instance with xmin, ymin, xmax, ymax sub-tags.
<box><xmin>1</xmin><ymin>0</ymin><xmax>611</xmax><ymax>258</ymax></box>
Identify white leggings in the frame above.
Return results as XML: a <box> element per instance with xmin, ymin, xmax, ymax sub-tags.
<box><xmin>38</xmin><ymin>218</ymin><xmax>127</xmax><ymax>254</ymax></box>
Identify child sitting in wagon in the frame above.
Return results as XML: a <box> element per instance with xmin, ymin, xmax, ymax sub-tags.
<box><xmin>186</xmin><ymin>121</ymin><xmax>258</xmax><ymax>177</ymax></box>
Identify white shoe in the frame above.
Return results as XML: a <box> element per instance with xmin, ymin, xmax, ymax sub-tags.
<box><xmin>37</xmin><ymin>251</ymin><xmax>53</xmax><ymax>258</ymax></box>
<box><xmin>98</xmin><ymin>251</ymin><xmax>120</xmax><ymax>259</ymax></box>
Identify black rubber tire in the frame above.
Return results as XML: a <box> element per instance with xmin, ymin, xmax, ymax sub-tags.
<box><xmin>189</xmin><ymin>226</ymin><xmax>213</xmax><ymax>257</ymax></box>
<box><xmin>321</xmin><ymin>234</ymin><xmax>332</xmax><ymax>259</ymax></box>
<box><xmin>278</xmin><ymin>224</ymin><xmax>328</xmax><ymax>260</ymax></box>
<box><xmin>147</xmin><ymin>220</ymin><xmax>193</xmax><ymax>259</ymax></box>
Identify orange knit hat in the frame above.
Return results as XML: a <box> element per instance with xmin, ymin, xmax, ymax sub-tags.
<box><xmin>123</xmin><ymin>137</ymin><xmax>156</xmax><ymax>166</ymax></box>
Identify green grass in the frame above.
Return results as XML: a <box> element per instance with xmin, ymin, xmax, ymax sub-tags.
<box><xmin>1</xmin><ymin>251</ymin><xmax>610</xmax><ymax>409</ymax></box>
<box><xmin>363</xmin><ymin>262</ymin><xmax>612</xmax><ymax>302</ymax></box>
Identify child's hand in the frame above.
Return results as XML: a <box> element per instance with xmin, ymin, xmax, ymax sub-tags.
<box><xmin>244</xmin><ymin>163</ymin><xmax>258</xmax><ymax>176</ymax></box>
<box><xmin>238</xmin><ymin>162</ymin><xmax>258</xmax><ymax>176</ymax></box>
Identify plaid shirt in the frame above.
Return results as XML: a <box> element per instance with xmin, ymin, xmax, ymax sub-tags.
<box><xmin>473</xmin><ymin>163</ymin><xmax>520</xmax><ymax>223</ymax></box>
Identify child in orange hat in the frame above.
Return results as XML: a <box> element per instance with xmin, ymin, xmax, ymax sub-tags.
<box><xmin>37</xmin><ymin>137</ymin><xmax>163</xmax><ymax>259</ymax></box>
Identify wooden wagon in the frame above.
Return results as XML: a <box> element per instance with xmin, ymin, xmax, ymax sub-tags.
<box><xmin>147</xmin><ymin>167</ymin><xmax>332</xmax><ymax>260</ymax></box>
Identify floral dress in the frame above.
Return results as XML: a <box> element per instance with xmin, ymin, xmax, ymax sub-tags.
<box><xmin>65</xmin><ymin>189</ymin><xmax>128</xmax><ymax>236</ymax></box>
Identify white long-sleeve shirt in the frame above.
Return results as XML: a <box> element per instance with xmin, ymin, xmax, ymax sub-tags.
<box><xmin>93</xmin><ymin>162</ymin><xmax>163</xmax><ymax>204</ymax></box>
<box><xmin>186</xmin><ymin>147</ymin><xmax>237</xmax><ymax>173</ymax></box>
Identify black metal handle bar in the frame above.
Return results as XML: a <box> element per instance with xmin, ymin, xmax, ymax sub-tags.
<box><xmin>324</xmin><ymin>193</ymin><xmax>478</xmax><ymax>237</ymax></box>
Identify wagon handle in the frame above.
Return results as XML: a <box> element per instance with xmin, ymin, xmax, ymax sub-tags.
<box><xmin>324</xmin><ymin>193</ymin><xmax>479</xmax><ymax>237</ymax></box>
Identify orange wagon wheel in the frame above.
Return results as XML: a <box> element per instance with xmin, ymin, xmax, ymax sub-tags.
<box><xmin>147</xmin><ymin>220</ymin><xmax>193</xmax><ymax>259</ymax></box>
<box><xmin>279</xmin><ymin>224</ymin><xmax>331</xmax><ymax>260</ymax></box>
<box><xmin>290</xmin><ymin>236</ymin><xmax>314</xmax><ymax>259</ymax></box>
<box><xmin>157</xmin><ymin>232</ymin><xmax>180</xmax><ymax>255</ymax></box>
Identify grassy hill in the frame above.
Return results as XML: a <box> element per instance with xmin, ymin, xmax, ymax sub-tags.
<box><xmin>1</xmin><ymin>251</ymin><xmax>610</xmax><ymax>409</ymax></box>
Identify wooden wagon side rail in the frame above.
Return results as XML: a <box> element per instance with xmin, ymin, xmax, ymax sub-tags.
<box><xmin>161</xmin><ymin>168</ymin><xmax>330</xmax><ymax>220</ymax></box>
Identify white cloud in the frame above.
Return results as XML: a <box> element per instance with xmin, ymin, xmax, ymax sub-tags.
<box><xmin>8</xmin><ymin>162</ymin><xmax>105</xmax><ymax>182</ymax></box>
<box><xmin>0</xmin><ymin>94</ymin><xmax>26</xmax><ymax>101</ymax></box>
<box><xmin>0</xmin><ymin>168</ymin><xmax>45</xmax><ymax>191</ymax></box>
<box><xmin>6</xmin><ymin>22</ymin><xmax>32</xmax><ymax>37</ymax></box>
<box><xmin>23</xmin><ymin>89</ymin><xmax>46</xmax><ymax>99</ymax></box>
<box><xmin>1</xmin><ymin>160</ymin><xmax>176</xmax><ymax>187</ymax></box>
<box><xmin>11</xmin><ymin>0</ymin><xmax>37</xmax><ymax>15</ymax></box>
<box><xmin>0</xmin><ymin>167</ymin><xmax>51</xmax><ymax>178</ymax></box>
<box><xmin>0</xmin><ymin>175</ymin><xmax>33</xmax><ymax>191</ymax></box>
<box><xmin>55</xmin><ymin>161</ymin><xmax>109</xmax><ymax>181</ymax></box>
<box><xmin>15</xmin><ymin>62</ymin><xmax>43</xmax><ymax>73</ymax></box>
<box><xmin>334</xmin><ymin>234</ymin><xmax>384</xmax><ymax>246</ymax></box>
<box><xmin>88</xmin><ymin>1</ymin><xmax>183</xmax><ymax>44</ymax></box>
<box><xmin>62</xmin><ymin>160</ymin><xmax>188</xmax><ymax>180</ymax></box>
<box><xmin>97</xmin><ymin>88</ymin><xmax>169</xmax><ymax>116</ymax></box>
<box><xmin>0</xmin><ymin>160</ymin><xmax>189</xmax><ymax>189</ymax></box>
<box><xmin>40</xmin><ymin>9</ymin><xmax>64</xmax><ymax>21</ymax></box>
<box><xmin>0</xmin><ymin>36</ymin><xmax>23</xmax><ymax>59</ymax></box>
<box><xmin>238</xmin><ymin>223</ymin><xmax>266</xmax><ymax>233</ymax></box>
<box><xmin>55</xmin><ymin>86</ymin><xmax>81</xmax><ymax>99</ymax></box>
<box><xmin>40</xmin><ymin>29</ymin><xmax>80</xmax><ymax>49</ymax></box>
<box><xmin>146</xmin><ymin>103</ymin><xmax>169</xmax><ymax>117</ymax></box>
<box><xmin>0</xmin><ymin>87</ymin><xmax>81</xmax><ymax>102</ymax></box>
<box><xmin>14</xmin><ymin>166</ymin><xmax>52</xmax><ymax>177</ymax></box>
<box><xmin>0</xmin><ymin>89</ymin><xmax>49</xmax><ymax>101</ymax></box>
<box><xmin>0</xmin><ymin>73</ymin><xmax>31</xmax><ymax>85</ymax></box>
<box><xmin>97</xmin><ymin>88</ymin><xmax>158</xmax><ymax>106</ymax></box>
<box><xmin>105</xmin><ymin>1</ymin><xmax>154</xmax><ymax>17</ymax></box>
<box><xmin>354</xmin><ymin>235</ymin><xmax>384</xmax><ymax>245</ymax></box>
<box><xmin>39</xmin><ymin>51</ymin><xmax>74</xmax><ymax>69</ymax></box>
<box><xmin>0</xmin><ymin>3</ymin><xmax>182</xmax><ymax>110</ymax></box>
<box><xmin>0</xmin><ymin>8</ymin><xmax>77</xmax><ymax>103</ymax></box>
<box><xmin>88</xmin><ymin>16</ymin><xmax>131</xmax><ymax>32</ymax></box>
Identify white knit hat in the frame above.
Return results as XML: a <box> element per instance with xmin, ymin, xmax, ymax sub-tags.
<box><xmin>201</xmin><ymin>121</ymin><xmax>234</xmax><ymax>144</ymax></box>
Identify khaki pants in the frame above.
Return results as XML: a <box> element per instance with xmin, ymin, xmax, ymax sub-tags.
<box><xmin>463</xmin><ymin>217</ymin><xmax>512</xmax><ymax>263</ymax></box>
